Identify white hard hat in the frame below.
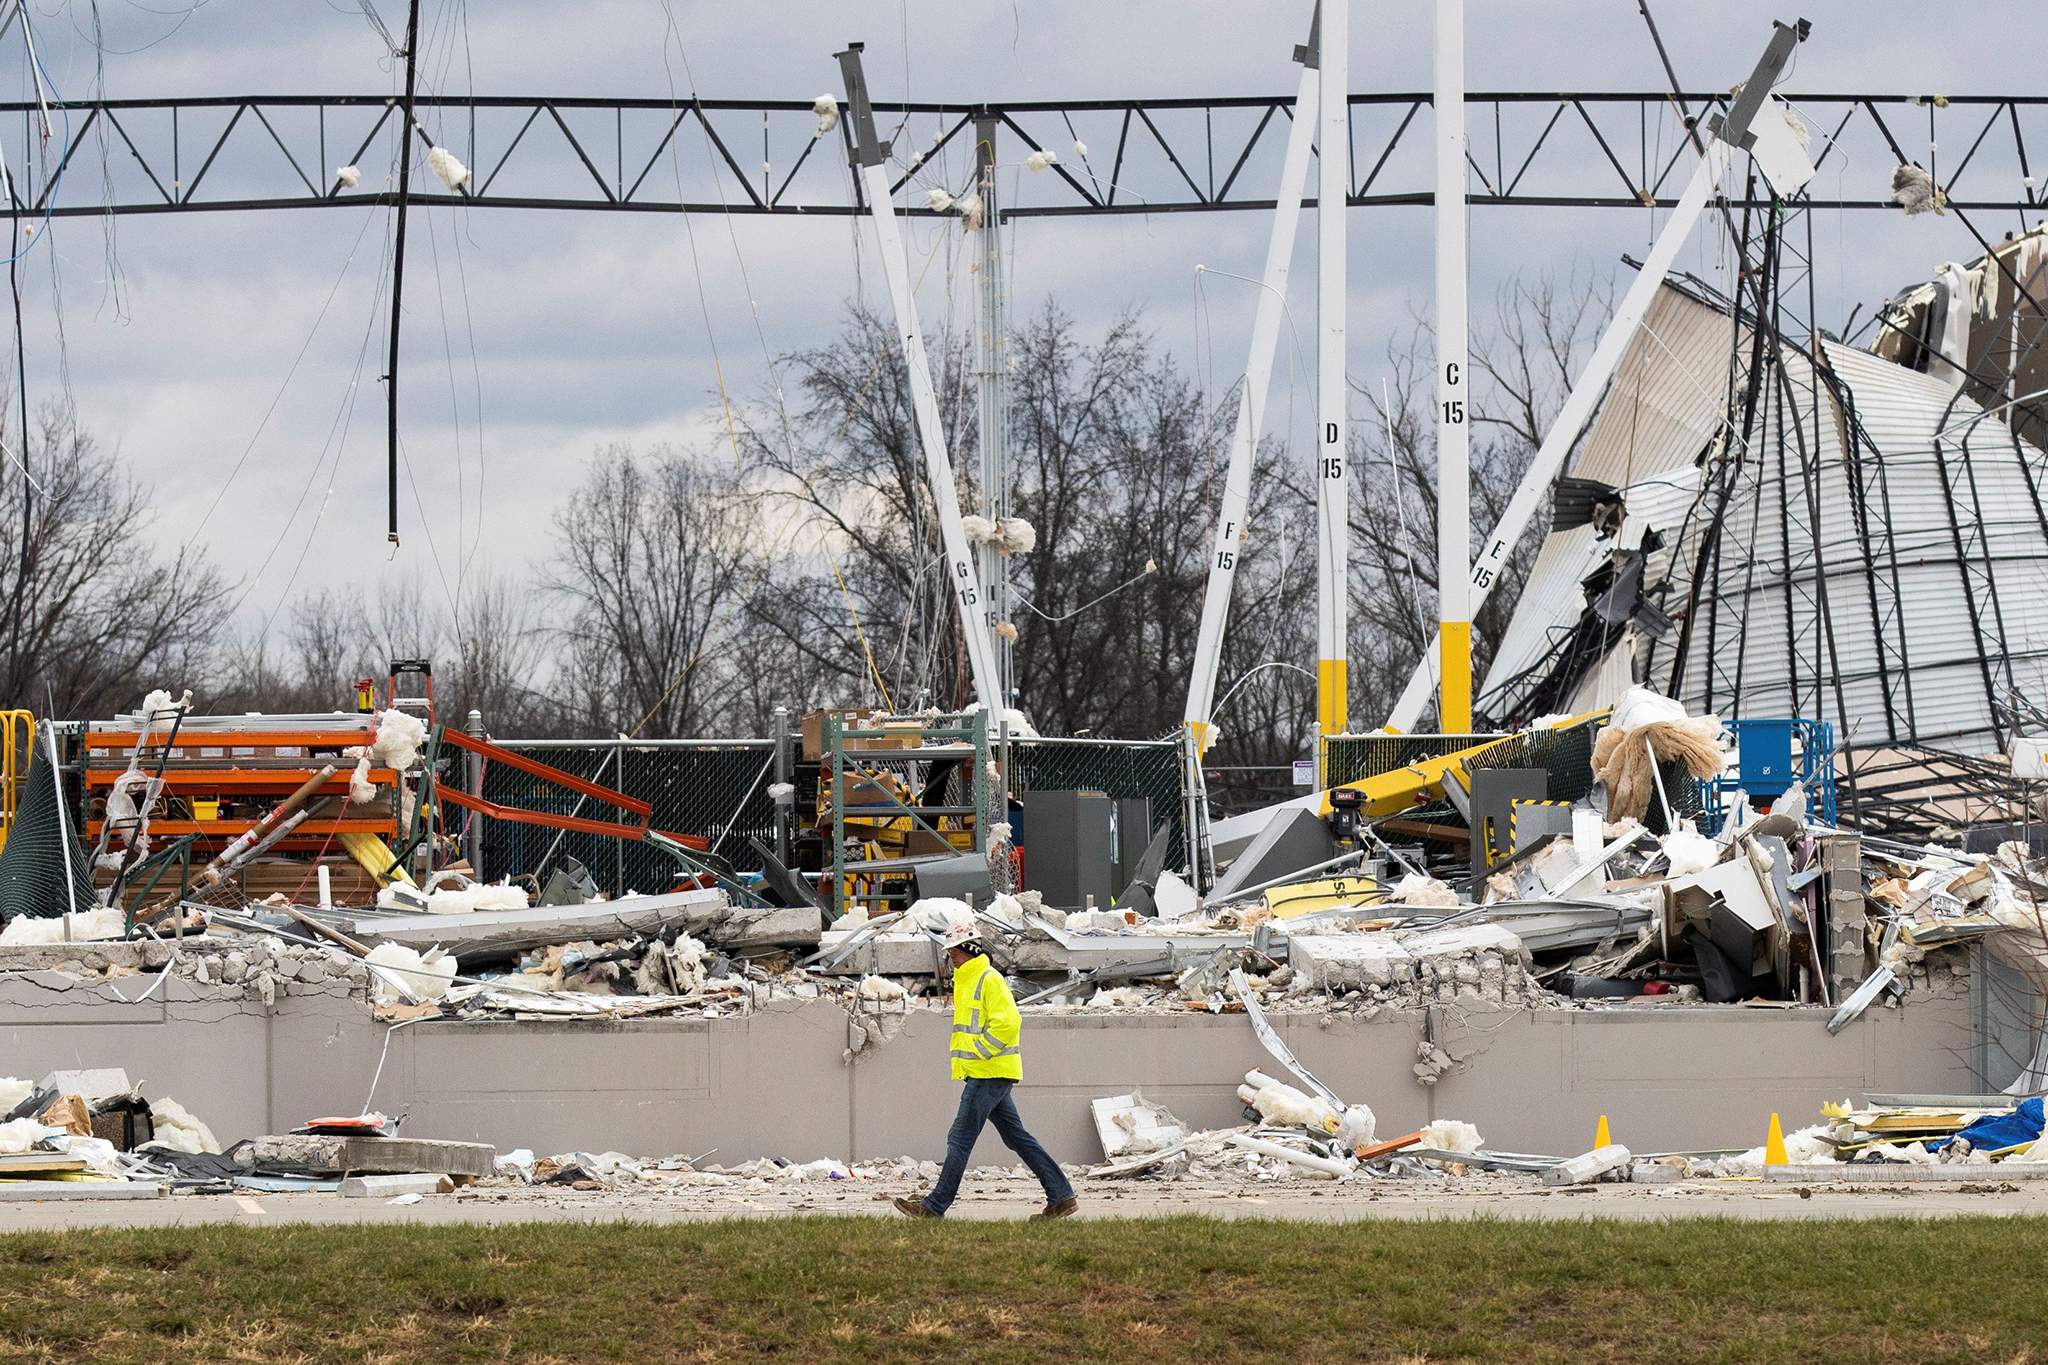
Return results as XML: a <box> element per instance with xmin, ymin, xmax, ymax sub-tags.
<box><xmin>939</xmin><ymin>915</ymin><xmax>981</xmax><ymax>951</ymax></box>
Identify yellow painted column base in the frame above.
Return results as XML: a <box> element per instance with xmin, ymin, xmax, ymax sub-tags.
<box><xmin>1316</xmin><ymin>658</ymin><xmax>1348</xmax><ymax>739</ymax></box>
<box><xmin>1439</xmin><ymin>620</ymin><xmax>1472</xmax><ymax>734</ymax></box>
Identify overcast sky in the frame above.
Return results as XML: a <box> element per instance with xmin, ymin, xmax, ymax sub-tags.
<box><xmin>5</xmin><ymin>0</ymin><xmax>2038</xmax><ymax>646</ymax></box>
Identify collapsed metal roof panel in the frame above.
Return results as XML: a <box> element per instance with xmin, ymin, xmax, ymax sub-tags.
<box><xmin>1480</xmin><ymin>284</ymin><xmax>2048</xmax><ymax>762</ymax></box>
<box><xmin>1480</xmin><ymin>283</ymin><xmax>1729</xmax><ymax>705</ymax></box>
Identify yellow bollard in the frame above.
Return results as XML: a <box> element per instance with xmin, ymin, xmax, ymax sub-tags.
<box><xmin>1764</xmin><ymin>1112</ymin><xmax>1789</xmax><ymax>1167</ymax></box>
<box><xmin>1593</xmin><ymin>1114</ymin><xmax>1611</xmax><ymax>1150</ymax></box>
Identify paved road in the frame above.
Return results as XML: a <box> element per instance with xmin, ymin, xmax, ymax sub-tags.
<box><xmin>3</xmin><ymin>1174</ymin><xmax>2047</xmax><ymax>1231</ymax></box>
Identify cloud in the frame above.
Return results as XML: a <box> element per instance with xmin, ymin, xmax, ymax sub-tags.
<box><xmin>0</xmin><ymin>0</ymin><xmax>2032</xmax><ymax>640</ymax></box>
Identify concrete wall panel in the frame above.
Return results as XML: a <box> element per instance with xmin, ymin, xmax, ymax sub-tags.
<box><xmin>0</xmin><ymin>980</ymin><xmax>1990</xmax><ymax>1168</ymax></box>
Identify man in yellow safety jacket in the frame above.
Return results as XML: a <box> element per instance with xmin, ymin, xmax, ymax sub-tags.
<box><xmin>894</xmin><ymin>916</ymin><xmax>1078</xmax><ymax>1219</ymax></box>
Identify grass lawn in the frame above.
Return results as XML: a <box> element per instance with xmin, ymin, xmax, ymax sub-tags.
<box><xmin>0</xmin><ymin>1213</ymin><xmax>2041</xmax><ymax>1363</ymax></box>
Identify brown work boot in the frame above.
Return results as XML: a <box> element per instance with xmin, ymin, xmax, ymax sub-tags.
<box><xmin>1031</xmin><ymin>1197</ymin><xmax>1079</xmax><ymax>1220</ymax></box>
<box><xmin>893</xmin><ymin>1195</ymin><xmax>940</xmax><ymax>1218</ymax></box>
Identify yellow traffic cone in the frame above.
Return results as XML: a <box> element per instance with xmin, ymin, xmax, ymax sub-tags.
<box><xmin>1594</xmin><ymin>1114</ymin><xmax>1611</xmax><ymax>1149</ymax></box>
<box><xmin>1764</xmin><ymin>1112</ymin><xmax>1789</xmax><ymax>1166</ymax></box>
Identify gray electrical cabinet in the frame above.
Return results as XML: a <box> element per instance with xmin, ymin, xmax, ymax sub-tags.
<box><xmin>1021</xmin><ymin>789</ymin><xmax>1114</xmax><ymax>910</ymax></box>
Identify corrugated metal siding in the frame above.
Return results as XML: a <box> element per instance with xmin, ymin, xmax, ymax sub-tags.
<box><xmin>1480</xmin><ymin>284</ymin><xmax>1730</xmax><ymax>702</ymax></box>
<box><xmin>1482</xmin><ymin>290</ymin><xmax>2048</xmax><ymax>760</ymax></box>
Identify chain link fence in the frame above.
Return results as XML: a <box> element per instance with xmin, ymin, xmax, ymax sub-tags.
<box><xmin>474</xmin><ymin>731</ymin><xmax>1190</xmax><ymax>899</ymax></box>
<box><xmin>476</xmin><ymin>740</ymin><xmax>778</xmax><ymax>898</ymax></box>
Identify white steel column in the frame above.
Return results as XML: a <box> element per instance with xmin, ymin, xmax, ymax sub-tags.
<box><xmin>1314</xmin><ymin>0</ymin><xmax>1349</xmax><ymax>743</ymax></box>
<box><xmin>1384</xmin><ymin>140</ymin><xmax>1730</xmax><ymax>731</ymax></box>
<box><xmin>973</xmin><ymin>113</ymin><xmax>1011</xmax><ymax>707</ymax></box>
<box><xmin>1433</xmin><ymin>0</ymin><xmax>1472</xmax><ymax>734</ymax></box>
<box><xmin>838</xmin><ymin>44</ymin><xmax>1000</xmax><ymax>710</ymax></box>
<box><xmin>1385</xmin><ymin>18</ymin><xmax>1802</xmax><ymax>733</ymax></box>
<box><xmin>1183</xmin><ymin>6</ymin><xmax>1321</xmax><ymax>757</ymax></box>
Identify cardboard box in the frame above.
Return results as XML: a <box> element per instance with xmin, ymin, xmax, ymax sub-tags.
<box><xmin>800</xmin><ymin>708</ymin><xmax>864</xmax><ymax>761</ymax></box>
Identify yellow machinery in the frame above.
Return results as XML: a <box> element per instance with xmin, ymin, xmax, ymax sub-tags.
<box><xmin>1315</xmin><ymin>710</ymin><xmax>1608</xmax><ymax>821</ymax></box>
<box><xmin>0</xmin><ymin>710</ymin><xmax>32</xmax><ymax>855</ymax></box>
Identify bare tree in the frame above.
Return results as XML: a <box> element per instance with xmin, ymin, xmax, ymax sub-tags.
<box><xmin>0</xmin><ymin>403</ymin><xmax>229</xmax><ymax>718</ymax></box>
<box><xmin>441</xmin><ymin>571</ymin><xmax>559</xmax><ymax>736</ymax></box>
<box><xmin>1349</xmin><ymin>270</ymin><xmax>1612</xmax><ymax>726</ymax></box>
<box><xmin>546</xmin><ymin>443</ymin><xmax>764</xmax><ymax>737</ymax></box>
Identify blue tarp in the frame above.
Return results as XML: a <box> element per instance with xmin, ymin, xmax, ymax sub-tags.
<box><xmin>1930</xmin><ymin>1097</ymin><xmax>2045</xmax><ymax>1153</ymax></box>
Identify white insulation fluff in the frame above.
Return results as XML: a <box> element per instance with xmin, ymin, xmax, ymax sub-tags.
<box><xmin>421</xmin><ymin>880</ymin><xmax>530</xmax><ymax>916</ymax></box>
<box><xmin>924</xmin><ymin>188</ymin><xmax>956</xmax><ymax>212</ymax></box>
<box><xmin>0</xmin><ymin>1119</ymin><xmax>51</xmax><ymax>1155</ymax></box>
<box><xmin>960</xmin><ymin>513</ymin><xmax>997</xmax><ymax>545</ymax></box>
<box><xmin>995</xmin><ymin>516</ymin><xmax>1037</xmax><ymax>555</ymax></box>
<box><xmin>1419</xmin><ymin>1118</ymin><xmax>1485</xmax><ymax>1153</ymax></box>
<box><xmin>961</xmin><ymin>701</ymin><xmax>1039</xmax><ymax>739</ymax></box>
<box><xmin>144</xmin><ymin>1097</ymin><xmax>221</xmax><ymax>1156</ymax></box>
<box><xmin>1072</xmin><ymin>139</ymin><xmax>1089</xmax><ymax>158</ymax></box>
<box><xmin>1660</xmin><ymin>826</ymin><xmax>1720</xmax><ymax>878</ymax></box>
<box><xmin>1389</xmin><ymin>873</ymin><xmax>1461</xmax><ymax>909</ymax></box>
<box><xmin>899</xmin><ymin>897</ymin><xmax>971</xmax><ymax>934</ymax></box>
<box><xmin>426</xmin><ymin>147</ymin><xmax>471</xmax><ymax>191</ymax></box>
<box><xmin>0</xmin><ymin>906</ymin><xmax>128</xmax><ymax>945</ymax></box>
<box><xmin>1337</xmin><ymin>1104</ymin><xmax>1378</xmax><ymax>1150</ymax></box>
<box><xmin>364</xmin><ymin>942</ymin><xmax>459</xmax><ymax>1006</ymax></box>
<box><xmin>812</xmin><ymin>94</ymin><xmax>840</xmax><ymax>136</ymax></box>
<box><xmin>1239</xmin><ymin>1076</ymin><xmax>1341</xmax><ymax>1133</ymax></box>
<box><xmin>350</xmin><ymin>709</ymin><xmax>428</xmax><ymax>805</ymax></box>
<box><xmin>1024</xmin><ymin>148</ymin><xmax>1058</xmax><ymax>173</ymax></box>
<box><xmin>1892</xmin><ymin>163</ymin><xmax>1941</xmax><ymax>216</ymax></box>
<box><xmin>335</xmin><ymin>164</ymin><xmax>362</xmax><ymax>188</ymax></box>
<box><xmin>956</xmin><ymin>191</ymin><xmax>985</xmax><ymax>230</ymax></box>
<box><xmin>857</xmin><ymin>975</ymin><xmax>907</xmax><ymax>1002</ymax></box>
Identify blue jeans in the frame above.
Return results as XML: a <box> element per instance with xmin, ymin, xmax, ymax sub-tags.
<box><xmin>922</xmin><ymin>1078</ymin><xmax>1075</xmax><ymax>1215</ymax></box>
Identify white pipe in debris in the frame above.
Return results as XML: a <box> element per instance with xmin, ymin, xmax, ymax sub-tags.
<box><xmin>1228</xmin><ymin>1133</ymin><xmax>1353</xmax><ymax>1179</ymax></box>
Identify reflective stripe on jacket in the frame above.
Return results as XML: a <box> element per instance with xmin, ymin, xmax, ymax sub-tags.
<box><xmin>949</xmin><ymin>954</ymin><xmax>1023</xmax><ymax>1081</ymax></box>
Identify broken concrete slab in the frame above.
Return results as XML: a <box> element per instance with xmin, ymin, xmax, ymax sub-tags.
<box><xmin>1289</xmin><ymin>935</ymin><xmax>1415</xmax><ymax>992</ymax></box>
<box><xmin>0</xmin><ymin>1181</ymin><xmax>164</xmax><ymax>1201</ymax></box>
<box><xmin>330</xmin><ymin>891</ymin><xmax>819</xmax><ymax>958</ymax></box>
<box><xmin>242</xmin><ymin>1134</ymin><xmax>496</xmax><ymax>1179</ymax></box>
<box><xmin>811</xmin><ymin>930</ymin><xmax>945</xmax><ymax>976</ymax></box>
<box><xmin>1762</xmin><ymin>1162</ymin><xmax>2048</xmax><ymax>1182</ymax></box>
<box><xmin>1396</xmin><ymin>922</ymin><xmax>1526</xmax><ymax>962</ymax></box>
<box><xmin>339</xmin><ymin>1172</ymin><xmax>456</xmax><ymax>1198</ymax></box>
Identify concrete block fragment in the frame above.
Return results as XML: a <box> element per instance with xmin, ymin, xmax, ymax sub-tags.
<box><xmin>339</xmin><ymin>1172</ymin><xmax>455</xmax><ymax>1199</ymax></box>
<box><xmin>38</xmin><ymin>1068</ymin><xmax>131</xmax><ymax>1103</ymax></box>
<box><xmin>1288</xmin><ymin>935</ymin><xmax>1416</xmax><ymax>992</ymax></box>
<box><xmin>1542</xmin><ymin>1143</ymin><xmax>1633</xmax><ymax>1186</ymax></box>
